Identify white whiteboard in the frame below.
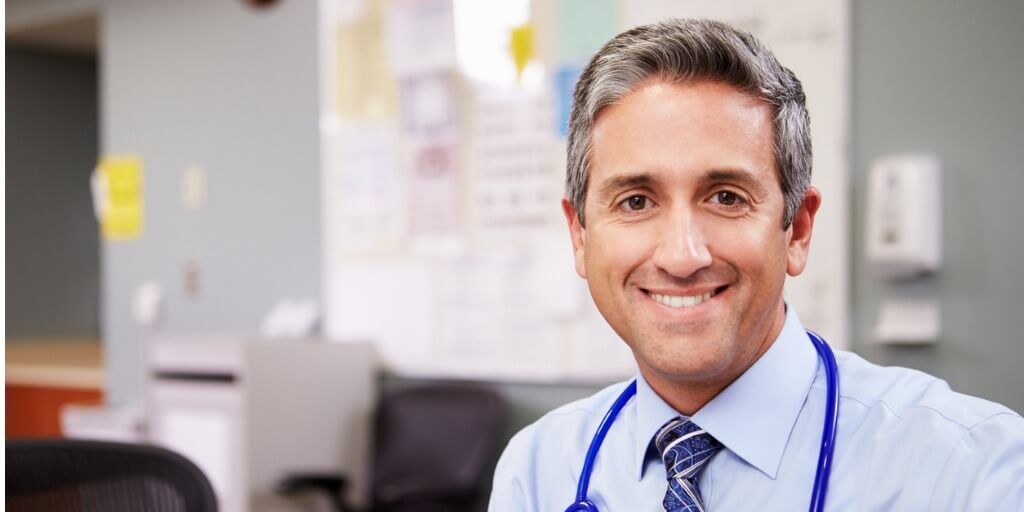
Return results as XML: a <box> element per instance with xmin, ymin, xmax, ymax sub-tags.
<box><xmin>321</xmin><ymin>0</ymin><xmax>850</xmax><ymax>382</ymax></box>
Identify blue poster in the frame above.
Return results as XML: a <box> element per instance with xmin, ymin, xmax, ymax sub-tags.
<box><xmin>554</xmin><ymin>65</ymin><xmax>583</xmax><ymax>137</ymax></box>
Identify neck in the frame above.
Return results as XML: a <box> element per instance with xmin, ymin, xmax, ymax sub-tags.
<box><xmin>642</xmin><ymin>301</ymin><xmax>787</xmax><ymax>416</ymax></box>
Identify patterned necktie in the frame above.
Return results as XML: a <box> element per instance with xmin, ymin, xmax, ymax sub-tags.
<box><xmin>655</xmin><ymin>417</ymin><xmax>722</xmax><ymax>512</ymax></box>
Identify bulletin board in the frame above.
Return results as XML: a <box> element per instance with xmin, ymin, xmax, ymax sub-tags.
<box><xmin>320</xmin><ymin>0</ymin><xmax>850</xmax><ymax>382</ymax></box>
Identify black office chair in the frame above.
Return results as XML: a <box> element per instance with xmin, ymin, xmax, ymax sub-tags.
<box><xmin>279</xmin><ymin>382</ymin><xmax>506</xmax><ymax>512</ymax></box>
<box><xmin>6</xmin><ymin>438</ymin><xmax>218</xmax><ymax>512</ymax></box>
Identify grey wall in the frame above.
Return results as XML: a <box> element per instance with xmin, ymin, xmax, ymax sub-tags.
<box><xmin>100</xmin><ymin>0</ymin><xmax>321</xmax><ymax>403</ymax></box>
<box><xmin>851</xmin><ymin>0</ymin><xmax>1024</xmax><ymax>413</ymax></box>
<box><xmin>6</xmin><ymin>46</ymin><xmax>100</xmax><ymax>339</ymax></box>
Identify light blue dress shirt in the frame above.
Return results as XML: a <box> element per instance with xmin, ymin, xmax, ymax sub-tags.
<box><xmin>489</xmin><ymin>308</ymin><xmax>1024</xmax><ymax>510</ymax></box>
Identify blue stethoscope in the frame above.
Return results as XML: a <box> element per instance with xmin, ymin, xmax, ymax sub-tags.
<box><xmin>565</xmin><ymin>330</ymin><xmax>840</xmax><ymax>512</ymax></box>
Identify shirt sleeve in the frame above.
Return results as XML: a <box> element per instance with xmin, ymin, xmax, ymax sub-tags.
<box><xmin>488</xmin><ymin>428</ymin><xmax>534</xmax><ymax>512</ymax></box>
<box><xmin>929</xmin><ymin>413</ymin><xmax>1024</xmax><ymax>511</ymax></box>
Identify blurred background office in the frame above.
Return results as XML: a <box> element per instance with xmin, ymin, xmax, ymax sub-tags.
<box><xmin>6</xmin><ymin>0</ymin><xmax>1024</xmax><ymax>511</ymax></box>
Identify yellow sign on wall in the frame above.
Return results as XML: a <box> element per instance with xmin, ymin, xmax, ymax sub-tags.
<box><xmin>509</xmin><ymin>23</ymin><xmax>535</xmax><ymax>80</ymax></box>
<box><xmin>96</xmin><ymin>155</ymin><xmax>144</xmax><ymax>240</ymax></box>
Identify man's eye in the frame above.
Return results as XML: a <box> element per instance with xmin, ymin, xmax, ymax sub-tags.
<box><xmin>620</xmin><ymin>195</ymin><xmax>651</xmax><ymax>212</ymax></box>
<box><xmin>711</xmin><ymin>191</ymin><xmax>743</xmax><ymax>206</ymax></box>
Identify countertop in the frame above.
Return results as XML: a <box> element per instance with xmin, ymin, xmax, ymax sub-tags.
<box><xmin>6</xmin><ymin>338</ymin><xmax>105</xmax><ymax>390</ymax></box>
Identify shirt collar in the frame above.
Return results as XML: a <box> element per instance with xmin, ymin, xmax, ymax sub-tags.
<box><xmin>634</xmin><ymin>366</ymin><xmax>684</xmax><ymax>480</ymax></box>
<box><xmin>633</xmin><ymin>306</ymin><xmax>819</xmax><ymax>480</ymax></box>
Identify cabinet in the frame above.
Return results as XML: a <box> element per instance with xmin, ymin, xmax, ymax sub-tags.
<box><xmin>147</xmin><ymin>337</ymin><xmax>375</xmax><ymax>512</ymax></box>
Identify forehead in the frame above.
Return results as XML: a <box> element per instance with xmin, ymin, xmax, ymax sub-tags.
<box><xmin>588</xmin><ymin>80</ymin><xmax>777</xmax><ymax>197</ymax></box>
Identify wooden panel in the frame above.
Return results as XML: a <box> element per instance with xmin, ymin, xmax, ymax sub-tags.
<box><xmin>6</xmin><ymin>384</ymin><xmax>103</xmax><ymax>438</ymax></box>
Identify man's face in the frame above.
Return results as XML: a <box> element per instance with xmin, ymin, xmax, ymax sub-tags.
<box><xmin>563</xmin><ymin>80</ymin><xmax>819</xmax><ymax>391</ymax></box>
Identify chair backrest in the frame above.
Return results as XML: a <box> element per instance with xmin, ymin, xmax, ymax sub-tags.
<box><xmin>6</xmin><ymin>438</ymin><xmax>218</xmax><ymax>512</ymax></box>
<box><xmin>371</xmin><ymin>383</ymin><xmax>505</xmax><ymax>505</ymax></box>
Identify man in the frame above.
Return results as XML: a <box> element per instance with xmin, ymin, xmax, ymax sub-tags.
<box><xmin>489</xmin><ymin>19</ymin><xmax>1023</xmax><ymax>511</ymax></box>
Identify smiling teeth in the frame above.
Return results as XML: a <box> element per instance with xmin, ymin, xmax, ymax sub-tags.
<box><xmin>650</xmin><ymin>291</ymin><xmax>715</xmax><ymax>309</ymax></box>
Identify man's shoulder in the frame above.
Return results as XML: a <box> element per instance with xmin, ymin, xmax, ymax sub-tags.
<box><xmin>508</xmin><ymin>379</ymin><xmax>633</xmax><ymax>450</ymax></box>
<box><xmin>496</xmin><ymin>379</ymin><xmax>633</xmax><ymax>473</ymax></box>
<box><xmin>835</xmin><ymin>350</ymin><xmax>1021</xmax><ymax>432</ymax></box>
<box><xmin>811</xmin><ymin>351</ymin><xmax>1024</xmax><ymax>508</ymax></box>
<box><xmin>490</xmin><ymin>379</ymin><xmax>634</xmax><ymax>511</ymax></box>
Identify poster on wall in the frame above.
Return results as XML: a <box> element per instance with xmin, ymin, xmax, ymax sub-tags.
<box><xmin>323</xmin><ymin>0</ymin><xmax>850</xmax><ymax>380</ymax></box>
<box><xmin>326</xmin><ymin>121</ymin><xmax>406</xmax><ymax>255</ymax></box>
<box><xmin>409</xmin><ymin>142</ymin><xmax>462</xmax><ymax>248</ymax></box>
<box><xmin>468</xmin><ymin>86</ymin><xmax>561</xmax><ymax>244</ymax></box>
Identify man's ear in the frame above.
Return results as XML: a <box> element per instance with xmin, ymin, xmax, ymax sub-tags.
<box><xmin>786</xmin><ymin>187</ymin><xmax>822</xmax><ymax>277</ymax></box>
<box><xmin>562</xmin><ymin>198</ymin><xmax>588</xmax><ymax>279</ymax></box>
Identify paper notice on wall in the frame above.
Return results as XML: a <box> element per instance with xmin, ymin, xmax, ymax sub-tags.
<box><xmin>525</xmin><ymin>230</ymin><xmax>586</xmax><ymax>319</ymax></box>
<box><xmin>93</xmin><ymin>155</ymin><xmax>144</xmax><ymax>241</ymax></box>
<box><xmin>386</xmin><ymin>0</ymin><xmax>457</xmax><ymax>77</ymax></box>
<box><xmin>337</xmin><ymin>0</ymin><xmax>398</xmax><ymax>120</ymax></box>
<box><xmin>409</xmin><ymin>142</ymin><xmax>461</xmax><ymax>244</ymax></box>
<box><xmin>326</xmin><ymin>259</ymin><xmax>435</xmax><ymax>367</ymax></box>
<box><xmin>469</xmin><ymin>86</ymin><xmax>560</xmax><ymax>241</ymax></box>
<box><xmin>328</xmin><ymin>121</ymin><xmax>406</xmax><ymax>254</ymax></box>
<box><xmin>399</xmin><ymin>72</ymin><xmax>459</xmax><ymax>139</ymax></box>
<box><xmin>438</xmin><ymin>251</ymin><xmax>561</xmax><ymax>378</ymax></box>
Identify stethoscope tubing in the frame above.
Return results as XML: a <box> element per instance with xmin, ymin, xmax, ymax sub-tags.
<box><xmin>570</xmin><ymin>380</ymin><xmax>638</xmax><ymax>511</ymax></box>
<box><xmin>566</xmin><ymin>331</ymin><xmax>840</xmax><ymax>512</ymax></box>
<box><xmin>807</xmin><ymin>330</ymin><xmax>840</xmax><ymax>512</ymax></box>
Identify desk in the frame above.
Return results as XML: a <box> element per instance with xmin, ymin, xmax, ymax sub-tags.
<box><xmin>5</xmin><ymin>339</ymin><xmax>105</xmax><ymax>438</ymax></box>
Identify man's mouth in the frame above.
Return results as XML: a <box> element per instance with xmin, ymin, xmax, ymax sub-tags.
<box><xmin>644</xmin><ymin>286</ymin><xmax>728</xmax><ymax>309</ymax></box>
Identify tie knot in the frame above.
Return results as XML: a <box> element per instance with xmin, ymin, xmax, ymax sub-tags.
<box><xmin>655</xmin><ymin>417</ymin><xmax>722</xmax><ymax>481</ymax></box>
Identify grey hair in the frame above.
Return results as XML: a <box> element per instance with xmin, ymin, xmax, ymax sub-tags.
<box><xmin>566</xmin><ymin>19</ymin><xmax>812</xmax><ymax>228</ymax></box>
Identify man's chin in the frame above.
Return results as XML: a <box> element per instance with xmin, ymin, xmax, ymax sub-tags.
<box><xmin>635</xmin><ymin>344</ymin><xmax>736</xmax><ymax>384</ymax></box>
<box><xmin>648</xmin><ymin>362</ymin><xmax>734</xmax><ymax>385</ymax></box>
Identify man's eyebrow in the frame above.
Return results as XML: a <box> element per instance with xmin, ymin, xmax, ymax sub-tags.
<box><xmin>704</xmin><ymin>168</ymin><xmax>770</xmax><ymax>196</ymax></box>
<box><xmin>594</xmin><ymin>173</ymin><xmax>656</xmax><ymax>201</ymax></box>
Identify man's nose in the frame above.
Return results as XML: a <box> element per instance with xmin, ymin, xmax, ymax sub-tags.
<box><xmin>651</xmin><ymin>208</ymin><xmax>713</xmax><ymax>278</ymax></box>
